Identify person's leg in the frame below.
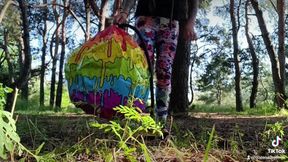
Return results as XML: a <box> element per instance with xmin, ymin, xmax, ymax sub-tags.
<box><xmin>135</xmin><ymin>16</ymin><xmax>157</xmax><ymax>66</ymax></box>
<box><xmin>135</xmin><ymin>16</ymin><xmax>157</xmax><ymax>115</ymax></box>
<box><xmin>155</xmin><ymin>18</ymin><xmax>179</xmax><ymax>124</ymax></box>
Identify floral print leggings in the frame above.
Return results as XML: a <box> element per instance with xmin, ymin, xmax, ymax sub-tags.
<box><xmin>135</xmin><ymin>16</ymin><xmax>179</xmax><ymax>123</ymax></box>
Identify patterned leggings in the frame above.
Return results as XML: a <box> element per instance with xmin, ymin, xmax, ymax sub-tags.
<box><xmin>135</xmin><ymin>16</ymin><xmax>179</xmax><ymax>123</ymax></box>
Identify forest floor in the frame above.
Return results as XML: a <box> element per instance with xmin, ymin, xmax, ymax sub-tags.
<box><xmin>15</xmin><ymin>112</ymin><xmax>288</xmax><ymax>162</ymax></box>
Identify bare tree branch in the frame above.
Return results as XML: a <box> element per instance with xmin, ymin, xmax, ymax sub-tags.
<box><xmin>29</xmin><ymin>2</ymin><xmax>89</xmax><ymax>34</ymax></box>
<box><xmin>68</xmin><ymin>6</ymin><xmax>86</xmax><ymax>34</ymax></box>
<box><xmin>269</xmin><ymin>0</ymin><xmax>277</xmax><ymax>12</ymax></box>
<box><xmin>0</xmin><ymin>0</ymin><xmax>16</xmax><ymax>24</ymax></box>
<box><xmin>49</xmin><ymin>20</ymin><xmax>62</xmax><ymax>59</ymax></box>
<box><xmin>236</xmin><ymin>0</ymin><xmax>242</xmax><ymax>32</ymax></box>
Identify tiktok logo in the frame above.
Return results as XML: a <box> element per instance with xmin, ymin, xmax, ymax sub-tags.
<box><xmin>267</xmin><ymin>136</ymin><xmax>286</xmax><ymax>154</ymax></box>
<box><xmin>271</xmin><ymin>136</ymin><xmax>281</xmax><ymax>147</ymax></box>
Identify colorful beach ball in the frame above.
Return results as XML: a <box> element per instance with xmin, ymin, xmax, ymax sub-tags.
<box><xmin>65</xmin><ymin>25</ymin><xmax>150</xmax><ymax>119</ymax></box>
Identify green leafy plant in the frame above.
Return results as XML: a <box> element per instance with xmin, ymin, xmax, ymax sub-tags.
<box><xmin>230</xmin><ymin>124</ymin><xmax>244</xmax><ymax>156</ymax></box>
<box><xmin>229</xmin><ymin>137</ymin><xmax>239</xmax><ymax>155</ymax></box>
<box><xmin>284</xmin><ymin>140</ymin><xmax>288</xmax><ymax>150</ymax></box>
<box><xmin>0</xmin><ymin>83</ymin><xmax>19</xmax><ymax>159</ymax></box>
<box><xmin>260</xmin><ymin>121</ymin><xmax>286</xmax><ymax>150</ymax></box>
<box><xmin>0</xmin><ymin>83</ymin><xmax>41</xmax><ymax>161</ymax></box>
<box><xmin>204</xmin><ymin>124</ymin><xmax>215</xmax><ymax>162</ymax></box>
<box><xmin>0</xmin><ymin>110</ymin><xmax>22</xmax><ymax>159</ymax></box>
<box><xmin>90</xmin><ymin>105</ymin><xmax>163</xmax><ymax>162</ymax></box>
<box><xmin>264</xmin><ymin>122</ymin><xmax>285</xmax><ymax>139</ymax></box>
<box><xmin>0</xmin><ymin>83</ymin><xmax>13</xmax><ymax>110</ymax></box>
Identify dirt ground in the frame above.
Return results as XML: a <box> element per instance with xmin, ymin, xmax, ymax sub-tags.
<box><xmin>15</xmin><ymin>113</ymin><xmax>288</xmax><ymax>161</ymax></box>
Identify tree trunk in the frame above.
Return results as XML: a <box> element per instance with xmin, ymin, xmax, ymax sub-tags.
<box><xmin>40</xmin><ymin>0</ymin><xmax>48</xmax><ymax>106</ymax></box>
<box><xmin>250</xmin><ymin>0</ymin><xmax>285</xmax><ymax>108</ymax></box>
<box><xmin>18</xmin><ymin>33</ymin><xmax>28</xmax><ymax>101</ymax></box>
<box><xmin>5</xmin><ymin>0</ymin><xmax>31</xmax><ymax>112</ymax></box>
<box><xmin>16</xmin><ymin>0</ymin><xmax>31</xmax><ymax>89</ymax></box>
<box><xmin>245</xmin><ymin>1</ymin><xmax>259</xmax><ymax>108</ymax></box>
<box><xmin>50</xmin><ymin>1</ymin><xmax>61</xmax><ymax>108</ymax></box>
<box><xmin>277</xmin><ymin>0</ymin><xmax>286</xmax><ymax>107</ymax></box>
<box><xmin>50</xmin><ymin>59</ymin><xmax>57</xmax><ymax>107</ymax></box>
<box><xmin>216</xmin><ymin>86</ymin><xmax>222</xmax><ymax>105</ymax></box>
<box><xmin>21</xmin><ymin>82</ymin><xmax>29</xmax><ymax>100</ymax></box>
<box><xmin>3</xmin><ymin>30</ymin><xmax>14</xmax><ymax>84</ymax></box>
<box><xmin>84</xmin><ymin>0</ymin><xmax>91</xmax><ymax>41</ymax></box>
<box><xmin>99</xmin><ymin>0</ymin><xmax>109</xmax><ymax>31</ymax></box>
<box><xmin>90</xmin><ymin>0</ymin><xmax>100</xmax><ymax>17</ymax></box>
<box><xmin>112</xmin><ymin>0</ymin><xmax>121</xmax><ymax>16</ymax></box>
<box><xmin>18</xmin><ymin>0</ymin><xmax>30</xmax><ymax>101</ymax></box>
<box><xmin>90</xmin><ymin>0</ymin><xmax>111</xmax><ymax>32</ymax></box>
<box><xmin>169</xmin><ymin>21</ymin><xmax>190</xmax><ymax>115</ymax></box>
<box><xmin>55</xmin><ymin>0</ymin><xmax>69</xmax><ymax>109</ymax></box>
<box><xmin>189</xmin><ymin>59</ymin><xmax>195</xmax><ymax>105</ymax></box>
<box><xmin>189</xmin><ymin>47</ymin><xmax>199</xmax><ymax>105</ymax></box>
<box><xmin>230</xmin><ymin>0</ymin><xmax>243</xmax><ymax>112</ymax></box>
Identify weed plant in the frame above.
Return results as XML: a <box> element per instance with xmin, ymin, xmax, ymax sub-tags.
<box><xmin>203</xmin><ymin>125</ymin><xmax>215</xmax><ymax>162</ymax></box>
<box><xmin>90</xmin><ymin>105</ymin><xmax>163</xmax><ymax>162</ymax></box>
<box><xmin>0</xmin><ymin>83</ymin><xmax>41</xmax><ymax>161</ymax></box>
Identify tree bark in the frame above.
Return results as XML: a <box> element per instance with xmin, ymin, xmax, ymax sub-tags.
<box><xmin>5</xmin><ymin>0</ymin><xmax>31</xmax><ymax>112</ymax></box>
<box><xmin>18</xmin><ymin>0</ymin><xmax>30</xmax><ymax>101</ymax></box>
<box><xmin>250</xmin><ymin>0</ymin><xmax>285</xmax><ymax>108</ymax></box>
<box><xmin>50</xmin><ymin>1</ymin><xmax>61</xmax><ymax>107</ymax></box>
<box><xmin>3</xmin><ymin>30</ymin><xmax>14</xmax><ymax>84</ymax></box>
<box><xmin>99</xmin><ymin>0</ymin><xmax>109</xmax><ymax>31</ymax></box>
<box><xmin>55</xmin><ymin>0</ymin><xmax>69</xmax><ymax>109</ymax></box>
<box><xmin>21</xmin><ymin>81</ymin><xmax>29</xmax><ymax>100</ymax></box>
<box><xmin>112</xmin><ymin>0</ymin><xmax>121</xmax><ymax>16</ymax></box>
<box><xmin>40</xmin><ymin>0</ymin><xmax>48</xmax><ymax>106</ymax></box>
<box><xmin>277</xmin><ymin>0</ymin><xmax>286</xmax><ymax>107</ymax></box>
<box><xmin>230</xmin><ymin>0</ymin><xmax>243</xmax><ymax>112</ymax></box>
<box><xmin>16</xmin><ymin>0</ymin><xmax>31</xmax><ymax>88</ymax></box>
<box><xmin>169</xmin><ymin>21</ymin><xmax>190</xmax><ymax>115</ymax></box>
<box><xmin>216</xmin><ymin>85</ymin><xmax>222</xmax><ymax>105</ymax></box>
<box><xmin>16</xmin><ymin>0</ymin><xmax>31</xmax><ymax>89</ymax></box>
<box><xmin>189</xmin><ymin>57</ymin><xmax>195</xmax><ymax>105</ymax></box>
<box><xmin>90</xmin><ymin>0</ymin><xmax>100</xmax><ymax>17</ymax></box>
<box><xmin>245</xmin><ymin>1</ymin><xmax>259</xmax><ymax>108</ymax></box>
<box><xmin>50</xmin><ymin>59</ymin><xmax>57</xmax><ymax>107</ymax></box>
<box><xmin>18</xmin><ymin>34</ymin><xmax>26</xmax><ymax>100</ymax></box>
<box><xmin>84</xmin><ymin>0</ymin><xmax>91</xmax><ymax>41</ymax></box>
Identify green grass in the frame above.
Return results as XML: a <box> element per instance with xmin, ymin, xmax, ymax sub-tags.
<box><xmin>190</xmin><ymin>101</ymin><xmax>288</xmax><ymax>116</ymax></box>
<box><xmin>15</xmin><ymin>86</ymin><xmax>84</xmax><ymax>115</ymax></box>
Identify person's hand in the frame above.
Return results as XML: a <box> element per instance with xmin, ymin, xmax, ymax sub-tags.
<box><xmin>114</xmin><ymin>11</ymin><xmax>128</xmax><ymax>24</ymax></box>
<box><xmin>183</xmin><ymin>20</ymin><xmax>197</xmax><ymax>41</ymax></box>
